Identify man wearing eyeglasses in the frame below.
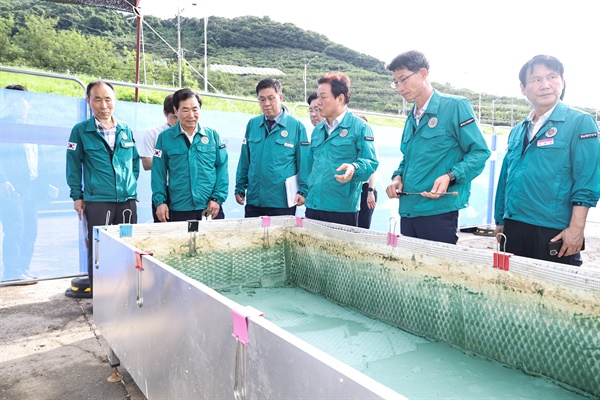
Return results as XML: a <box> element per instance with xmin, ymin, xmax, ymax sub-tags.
<box><xmin>235</xmin><ymin>78</ymin><xmax>310</xmax><ymax>217</ymax></box>
<box><xmin>385</xmin><ymin>50</ymin><xmax>490</xmax><ymax>244</ymax></box>
<box><xmin>494</xmin><ymin>55</ymin><xmax>599</xmax><ymax>265</ymax></box>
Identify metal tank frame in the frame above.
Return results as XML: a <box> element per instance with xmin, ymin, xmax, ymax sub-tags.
<box><xmin>93</xmin><ymin>217</ymin><xmax>600</xmax><ymax>399</ymax></box>
<box><xmin>93</xmin><ymin>218</ymin><xmax>406</xmax><ymax>400</ymax></box>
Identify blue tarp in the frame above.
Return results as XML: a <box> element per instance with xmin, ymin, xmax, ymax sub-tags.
<box><xmin>0</xmin><ymin>89</ymin><xmax>499</xmax><ymax>281</ymax></box>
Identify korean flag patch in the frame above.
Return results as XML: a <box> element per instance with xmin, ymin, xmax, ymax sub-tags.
<box><xmin>153</xmin><ymin>149</ymin><xmax>162</xmax><ymax>158</ymax></box>
<box><xmin>67</xmin><ymin>142</ymin><xmax>77</xmax><ymax>151</ymax></box>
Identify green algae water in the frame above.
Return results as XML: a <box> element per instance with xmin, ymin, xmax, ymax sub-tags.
<box><xmin>130</xmin><ymin>227</ymin><xmax>599</xmax><ymax>398</ymax></box>
<box><xmin>223</xmin><ymin>286</ymin><xmax>589</xmax><ymax>400</ymax></box>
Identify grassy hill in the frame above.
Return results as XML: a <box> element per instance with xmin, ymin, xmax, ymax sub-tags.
<box><xmin>2</xmin><ymin>0</ymin><xmax>594</xmax><ymax>126</ymax></box>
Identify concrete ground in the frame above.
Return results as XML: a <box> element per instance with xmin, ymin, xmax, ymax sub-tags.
<box><xmin>0</xmin><ymin>278</ymin><xmax>146</xmax><ymax>400</ymax></box>
<box><xmin>0</xmin><ymin>220</ymin><xmax>598</xmax><ymax>400</ymax></box>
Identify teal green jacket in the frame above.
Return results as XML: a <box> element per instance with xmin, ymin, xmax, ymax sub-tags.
<box><xmin>495</xmin><ymin>101</ymin><xmax>599</xmax><ymax>229</ymax></box>
<box><xmin>66</xmin><ymin>117</ymin><xmax>139</xmax><ymax>202</ymax></box>
<box><xmin>392</xmin><ymin>91</ymin><xmax>490</xmax><ymax>218</ymax></box>
<box><xmin>235</xmin><ymin>112</ymin><xmax>310</xmax><ymax>208</ymax></box>
<box><xmin>306</xmin><ymin>110</ymin><xmax>378</xmax><ymax>212</ymax></box>
<box><xmin>151</xmin><ymin>123</ymin><xmax>228</xmax><ymax>211</ymax></box>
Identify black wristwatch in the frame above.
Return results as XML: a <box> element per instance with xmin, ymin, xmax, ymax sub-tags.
<box><xmin>447</xmin><ymin>171</ymin><xmax>456</xmax><ymax>186</ymax></box>
<box><xmin>367</xmin><ymin>187</ymin><xmax>374</xmax><ymax>192</ymax></box>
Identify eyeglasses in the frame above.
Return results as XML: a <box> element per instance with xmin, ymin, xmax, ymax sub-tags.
<box><xmin>308</xmin><ymin>107</ymin><xmax>320</xmax><ymax>114</ymax></box>
<box><xmin>258</xmin><ymin>95</ymin><xmax>278</xmax><ymax>103</ymax></box>
<box><xmin>390</xmin><ymin>71</ymin><xmax>418</xmax><ymax>88</ymax></box>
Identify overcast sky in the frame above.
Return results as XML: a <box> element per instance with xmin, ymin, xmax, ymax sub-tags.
<box><xmin>139</xmin><ymin>0</ymin><xmax>600</xmax><ymax>112</ymax></box>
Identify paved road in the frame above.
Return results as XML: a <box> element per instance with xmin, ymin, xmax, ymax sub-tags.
<box><xmin>0</xmin><ymin>278</ymin><xmax>146</xmax><ymax>400</ymax></box>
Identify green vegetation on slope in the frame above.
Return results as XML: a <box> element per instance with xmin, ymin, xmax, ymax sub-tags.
<box><xmin>1</xmin><ymin>0</ymin><xmax>595</xmax><ymax>125</ymax></box>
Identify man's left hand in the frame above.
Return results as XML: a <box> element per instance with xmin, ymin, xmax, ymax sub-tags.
<box><xmin>295</xmin><ymin>194</ymin><xmax>306</xmax><ymax>207</ymax></box>
<box><xmin>422</xmin><ymin>174</ymin><xmax>451</xmax><ymax>199</ymax></box>
<box><xmin>367</xmin><ymin>191</ymin><xmax>376</xmax><ymax>209</ymax></box>
<box><xmin>207</xmin><ymin>200</ymin><xmax>221</xmax><ymax>219</ymax></box>
<box><xmin>334</xmin><ymin>163</ymin><xmax>356</xmax><ymax>183</ymax></box>
<box><xmin>552</xmin><ymin>226</ymin><xmax>585</xmax><ymax>257</ymax></box>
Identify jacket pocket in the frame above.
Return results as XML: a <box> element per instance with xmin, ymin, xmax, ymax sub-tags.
<box><xmin>420</xmin><ymin>128</ymin><xmax>450</xmax><ymax>152</ymax></box>
<box><xmin>329</xmin><ymin>137</ymin><xmax>354</xmax><ymax>161</ymax></box>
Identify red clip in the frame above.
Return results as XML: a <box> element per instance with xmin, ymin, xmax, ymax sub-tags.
<box><xmin>135</xmin><ymin>250</ymin><xmax>153</xmax><ymax>271</ymax></box>
<box><xmin>493</xmin><ymin>252</ymin><xmax>511</xmax><ymax>271</ymax></box>
<box><xmin>261</xmin><ymin>216</ymin><xmax>271</xmax><ymax>227</ymax></box>
<box><xmin>493</xmin><ymin>233</ymin><xmax>511</xmax><ymax>271</ymax></box>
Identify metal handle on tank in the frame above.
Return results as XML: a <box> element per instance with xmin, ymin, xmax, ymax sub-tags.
<box><xmin>136</xmin><ymin>268</ymin><xmax>143</xmax><ymax>308</ymax></box>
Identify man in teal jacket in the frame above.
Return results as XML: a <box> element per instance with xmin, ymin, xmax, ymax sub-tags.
<box><xmin>494</xmin><ymin>55</ymin><xmax>599</xmax><ymax>266</ymax></box>
<box><xmin>306</xmin><ymin>71</ymin><xmax>379</xmax><ymax>227</ymax></box>
<box><xmin>66</xmin><ymin>80</ymin><xmax>139</xmax><ymax>297</ymax></box>
<box><xmin>152</xmin><ymin>88</ymin><xmax>228</xmax><ymax>222</ymax></box>
<box><xmin>385</xmin><ymin>51</ymin><xmax>490</xmax><ymax>244</ymax></box>
<box><xmin>235</xmin><ymin>78</ymin><xmax>310</xmax><ymax>218</ymax></box>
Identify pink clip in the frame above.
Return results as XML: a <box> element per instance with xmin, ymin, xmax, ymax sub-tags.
<box><xmin>231</xmin><ymin>306</ymin><xmax>265</xmax><ymax>346</ymax></box>
<box><xmin>135</xmin><ymin>250</ymin><xmax>153</xmax><ymax>271</ymax></box>
<box><xmin>261</xmin><ymin>216</ymin><xmax>271</xmax><ymax>227</ymax></box>
<box><xmin>387</xmin><ymin>232</ymin><xmax>398</xmax><ymax>247</ymax></box>
<box><xmin>296</xmin><ymin>216</ymin><xmax>304</xmax><ymax>227</ymax></box>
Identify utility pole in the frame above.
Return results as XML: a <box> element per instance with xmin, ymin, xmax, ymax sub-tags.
<box><xmin>303</xmin><ymin>55</ymin><xmax>318</xmax><ymax>103</ymax></box>
<box><xmin>478</xmin><ymin>92</ymin><xmax>482</xmax><ymax>122</ymax></box>
<box><xmin>492</xmin><ymin>99</ymin><xmax>499</xmax><ymax>126</ymax></box>
<box><xmin>177</xmin><ymin>7</ymin><xmax>182</xmax><ymax>88</ymax></box>
<box><xmin>176</xmin><ymin>2</ymin><xmax>197</xmax><ymax>88</ymax></box>
<box><xmin>204</xmin><ymin>16</ymin><xmax>208</xmax><ymax>92</ymax></box>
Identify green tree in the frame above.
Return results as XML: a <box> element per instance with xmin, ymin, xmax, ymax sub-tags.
<box><xmin>0</xmin><ymin>15</ymin><xmax>15</xmax><ymax>62</ymax></box>
<box><xmin>11</xmin><ymin>13</ymin><xmax>59</xmax><ymax>69</ymax></box>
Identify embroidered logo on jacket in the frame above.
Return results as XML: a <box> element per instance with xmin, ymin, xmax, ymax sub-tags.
<box><xmin>546</xmin><ymin>127</ymin><xmax>558</xmax><ymax>137</ymax></box>
<box><xmin>153</xmin><ymin>149</ymin><xmax>162</xmax><ymax>158</ymax></box>
<box><xmin>67</xmin><ymin>142</ymin><xmax>77</xmax><ymax>150</ymax></box>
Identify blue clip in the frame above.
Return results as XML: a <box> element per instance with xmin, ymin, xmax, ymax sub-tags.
<box><xmin>94</xmin><ymin>226</ymin><xmax>108</xmax><ymax>242</ymax></box>
<box><xmin>119</xmin><ymin>224</ymin><xmax>133</xmax><ymax>237</ymax></box>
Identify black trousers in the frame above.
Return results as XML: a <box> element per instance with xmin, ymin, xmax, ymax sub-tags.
<box><xmin>169</xmin><ymin>208</ymin><xmax>225</xmax><ymax>222</ymax></box>
<box><xmin>245</xmin><ymin>204</ymin><xmax>296</xmax><ymax>218</ymax></box>
<box><xmin>305</xmin><ymin>208</ymin><xmax>359</xmax><ymax>227</ymax></box>
<box><xmin>502</xmin><ymin>219</ymin><xmax>582</xmax><ymax>266</ymax></box>
<box><xmin>85</xmin><ymin>199</ymin><xmax>138</xmax><ymax>290</ymax></box>
<box><xmin>358</xmin><ymin>182</ymin><xmax>378</xmax><ymax>229</ymax></box>
<box><xmin>400</xmin><ymin>211</ymin><xmax>459</xmax><ymax>244</ymax></box>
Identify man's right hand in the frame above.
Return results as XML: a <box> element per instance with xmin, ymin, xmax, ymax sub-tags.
<box><xmin>74</xmin><ymin>199</ymin><xmax>86</xmax><ymax>221</ymax></box>
<box><xmin>156</xmin><ymin>203</ymin><xmax>169</xmax><ymax>222</ymax></box>
<box><xmin>494</xmin><ymin>225</ymin><xmax>504</xmax><ymax>243</ymax></box>
<box><xmin>386</xmin><ymin>176</ymin><xmax>403</xmax><ymax>199</ymax></box>
<box><xmin>235</xmin><ymin>193</ymin><xmax>245</xmax><ymax>205</ymax></box>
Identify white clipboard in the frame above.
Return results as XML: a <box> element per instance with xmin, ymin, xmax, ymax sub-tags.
<box><xmin>285</xmin><ymin>174</ymin><xmax>299</xmax><ymax>207</ymax></box>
